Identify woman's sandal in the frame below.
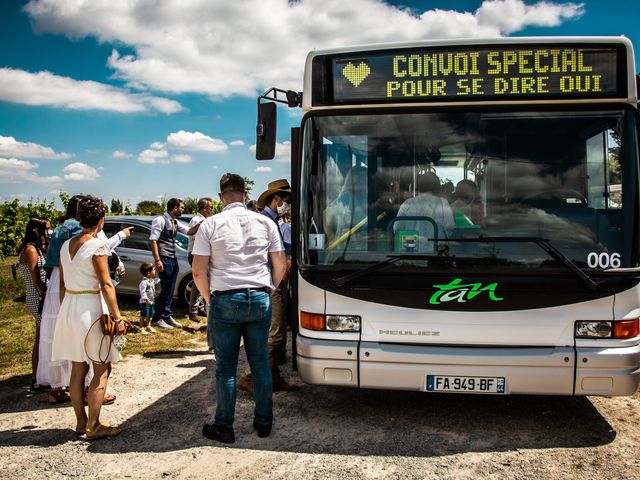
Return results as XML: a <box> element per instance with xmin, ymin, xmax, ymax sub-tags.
<box><xmin>85</xmin><ymin>422</ymin><xmax>121</xmax><ymax>440</ymax></box>
<box><xmin>75</xmin><ymin>425</ymin><xmax>86</xmax><ymax>436</ymax></box>
<box><xmin>47</xmin><ymin>389</ymin><xmax>71</xmax><ymax>405</ymax></box>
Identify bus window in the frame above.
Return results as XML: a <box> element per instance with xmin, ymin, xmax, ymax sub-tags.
<box><xmin>301</xmin><ymin>109</ymin><xmax>633</xmax><ymax>269</ymax></box>
<box><xmin>587</xmin><ymin>128</ymin><xmax>622</xmax><ymax>210</ymax></box>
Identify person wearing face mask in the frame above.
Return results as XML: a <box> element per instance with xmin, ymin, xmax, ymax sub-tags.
<box><xmin>237</xmin><ymin>179</ymin><xmax>299</xmax><ymax>394</ymax></box>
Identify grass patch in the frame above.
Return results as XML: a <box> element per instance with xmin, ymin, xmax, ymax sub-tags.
<box><xmin>0</xmin><ymin>256</ymin><xmax>207</xmax><ymax>380</ymax></box>
<box><xmin>0</xmin><ymin>258</ymin><xmax>33</xmax><ymax>379</ymax></box>
<box><xmin>119</xmin><ymin>298</ymin><xmax>207</xmax><ymax>356</ymax></box>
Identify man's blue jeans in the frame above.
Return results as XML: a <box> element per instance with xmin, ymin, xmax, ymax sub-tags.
<box><xmin>153</xmin><ymin>256</ymin><xmax>178</xmax><ymax>322</ymax></box>
<box><xmin>210</xmin><ymin>290</ymin><xmax>272</xmax><ymax>428</ymax></box>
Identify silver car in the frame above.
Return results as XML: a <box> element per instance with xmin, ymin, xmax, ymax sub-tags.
<box><xmin>103</xmin><ymin>215</ymin><xmax>194</xmax><ymax>304</ymax></box>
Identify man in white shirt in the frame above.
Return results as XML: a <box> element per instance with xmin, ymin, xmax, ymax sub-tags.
<box><xmin>237</xmin><ymin>179</ymin><xmax>297</xmax><ymax>393</ymax></box>
<box><xmin>187</xmin><ymin>197</ymin><xmax>214</xmax><ymax>322</ymax></box>
<box><xmin>192</xmin><ymin>173</ymin><xmax>286</xmax><ymax>444</ymax></box>
<box><xmin>149</xmin><ymin>198</ymin><xmax>188</xmax><ymax>329</ymax></box>
<box><xmin>393</xmin><ymin>172</ymin><xmax>455</xmax><ymax>252</ymax></box>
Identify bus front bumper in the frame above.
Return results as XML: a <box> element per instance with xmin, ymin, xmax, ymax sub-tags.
<box><xmin>296</xmin><ymin>335</ymin><xmax>640</xmax><ymax>396</ymax></box>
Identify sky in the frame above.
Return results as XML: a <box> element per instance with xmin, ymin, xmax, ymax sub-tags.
<box><xmin>0</xmin><ymin>0</ymin><xmax>638</xmax><ymax>210</ymax></box>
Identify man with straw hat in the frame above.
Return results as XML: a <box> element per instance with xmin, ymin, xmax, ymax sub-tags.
<box><xmin>237</xmin><ymin>179</ymin><xmax>299</xmax><ymax>393</ymax></box>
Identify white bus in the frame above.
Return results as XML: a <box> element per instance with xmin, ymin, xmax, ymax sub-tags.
<box><xmin>256</xmin><ymin>37</ymin><xmax>640</xmax><ymax>396</ymax></box>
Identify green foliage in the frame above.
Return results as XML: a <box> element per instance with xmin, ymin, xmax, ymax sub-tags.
<box><xmin>183</xmin><ymin>197</ymin><xmax>198</xmax><ymax>214</ymax></box>
<box><xmin>136</xmin><ymin>200</ymin><xmax>164</xmax><ymax>215</ymax></box>
<box><xmin>59</xmin><ymin>191</ymin><xmax>70</xmax><ymax>209</ymax></box>
<box><xmin>0</xmin><ymin>198</ymin><xmax>61</xmax><ymax>260</ymax></box>
<box><xmin>110</xmin><ymin>198</ymin><xmax>123</xmax><ymax>214</ymax></box>
<box><xmin>244</xmin><ymin>177</ymin><xmax>255</xmax><ymax>195</ymax></box>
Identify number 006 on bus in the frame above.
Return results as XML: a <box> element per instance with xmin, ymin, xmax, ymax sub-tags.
<box><xmin>426</xmin><ymin>375</ymin><xmax>506</xmax><ymax>393</ymax></box>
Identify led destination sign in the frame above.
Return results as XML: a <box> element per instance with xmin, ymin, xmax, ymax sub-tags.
<box><xmin>331</xmin><ymin>45</ymin><xmax>622</xmax><ymax>103</ymax></box>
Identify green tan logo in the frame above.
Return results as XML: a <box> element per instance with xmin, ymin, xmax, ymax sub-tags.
<box><xmin>430</xmin><ymin>278</ymin><xmax>503</xmax><ymax>305</ymax></box>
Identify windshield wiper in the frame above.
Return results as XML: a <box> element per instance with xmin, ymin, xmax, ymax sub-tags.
<box><xmin>332</xmin><ymin>254</ymin><xmax>432</xmax><ymax>287</ymax></box>
<box><xmin>436</xmin><ymin>236</ymin><xmax>599</xmax><ymax>291</ymax></box>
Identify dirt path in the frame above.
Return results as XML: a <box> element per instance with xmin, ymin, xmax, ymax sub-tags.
<box><xmin>1</xmin><ymin>341</ymin><xmax>639</xmax><ymax>479</ymax></box>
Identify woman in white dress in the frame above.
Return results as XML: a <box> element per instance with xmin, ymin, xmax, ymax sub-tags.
<box><xmin>51</xmin><ymin>196</ymin><xmax>125</xmax><ymax>440</ymax></box>
<box><xmin>39</xmin><ymin>195</ymin><xmax>85</xmax><ymax>404</ymax></box>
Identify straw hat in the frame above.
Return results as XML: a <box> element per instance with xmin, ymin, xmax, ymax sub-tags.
<box><xmin>257</xmin><ymin>179</ymin><xmax>291</xmax><ymax>208</ymax></box>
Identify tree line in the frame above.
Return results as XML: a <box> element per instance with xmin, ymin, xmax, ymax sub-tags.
<box><xmin>0</xmin><ymin>176</ymin><xmax>255</xmax><ymax>261</ymax></box>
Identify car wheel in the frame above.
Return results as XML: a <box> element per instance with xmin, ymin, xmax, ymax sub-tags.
<box><xmin>178</xmin><ymin>274</ymin><xmax>194</xmax><ymax>306</ymax></box>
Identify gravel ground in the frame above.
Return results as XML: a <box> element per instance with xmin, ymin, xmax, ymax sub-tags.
<box><xmin>1</xmin><ymin>339</ymin><xmax>639</xmax><ymax>480</ymax></box>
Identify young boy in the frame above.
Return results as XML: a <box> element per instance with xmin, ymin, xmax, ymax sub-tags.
<box><xmin>139</xmin><ymin>262</ymin><xmax>160</xmax><ymax>334</ymax></box>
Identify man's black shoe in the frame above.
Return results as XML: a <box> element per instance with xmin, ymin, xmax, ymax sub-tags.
<box><xmin>202</xmin><ymin>424</ymin><xmax>235</xmax><ymax>444</ymax></box>
<box><xmin>253</xmin><ymin>419</ymin><xmax>272</xmax><ymax>438</ymax></box>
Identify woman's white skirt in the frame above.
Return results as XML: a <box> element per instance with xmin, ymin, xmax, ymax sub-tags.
<box><xmin>36</xmin><ymin>268</ymin><xmax>71</xmax><ymax>388</ymax></box>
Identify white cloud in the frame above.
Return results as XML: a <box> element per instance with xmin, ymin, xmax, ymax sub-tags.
<box><xmin>274</xmin><ymin>141</ymin><xmax>291</xmax><ymax>164</ymax></box>
<box><xmin>230</xmin><ymin>140</ymin><xmax>245</xmax><ymax>146</ymax></box>
<box><xmin>138</xmin><ymin>131</ymin><xmax>227</xmax><ymax>165</ymax></box>
<box><xmin>112</xmin><ymin>150</ymin><xmax>132</xmax><ymax>159</ymax></box>
<box><xmin>0</xmin><ymin>157</ymin><xmax>62</xmax><ymax>184</ymax></box>
<box><xmin>25</xmin><ymin>0</ymin><xmax>584</xmax><ymax>98</ymax></box>
<box><xmin>212</xmin><ymin>165</ymin><xmax>219</xmax><ymax>170</ymax></box>
<box><xmin>255</xmin><ymin>166</ymin><xmax>272</xmax><ymax>173</ymax></box>
<box><xmin>166</xmin><ymin>130</ymin><xmax>228</xmax><ymax>152</ymax></box>
<box><xmin>63</xmin><ymin>162</ymin><xmax>100</xmax><ymax>181</ymax></box>
<box><xmin>173</xmin><ymin>153</ymin><xmax>193</xmax><ymax>163</ymax></box>
<box><xmin>476</xmin><ymin>0</ymin><xmax>584</xmax><ymax>34</ymax></box>
<box><xmin>249</xmin><ymin>140</ymin><xmax>291</xmax><ymax>163</ymax></box>
<box><xmin>138</xmin><ymin>148</ymin><xmax>169</xmax><ymax>164</ymax></box>
<box><xmin>0</xmin><ymin>135</ymin><xmax>72</xmax><ymax>160</ymax></box>
<box><xmin>0</xmin><ymin>67</ymin><xmax>183</xmax><ymax>113</ymax></box>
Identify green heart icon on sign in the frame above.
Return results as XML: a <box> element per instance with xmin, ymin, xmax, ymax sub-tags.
<box><xmin>342</xmin><ymin>61</ymin><xmax>371</xmax><ymax>87</ymax></box>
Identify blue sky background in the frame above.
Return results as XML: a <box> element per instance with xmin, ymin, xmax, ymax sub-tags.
<box><xmin>0</xmin><ymin>0</ymin><xmax>638</xmax><ymax>210</ymax></box>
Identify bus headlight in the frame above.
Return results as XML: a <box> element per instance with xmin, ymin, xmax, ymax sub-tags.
<box><xmin>326</xmin><ymin>315</ymin><xmax>361</xmax><ymax>332</ymax></box>
<box><xmin>575</xmin><ymin>319</ymin><xmax>639</xmax><ymax>339</ymax></box>
<box><xmin>301</xmin><ymin>311</ymin><xmax>361</xmax><ymax>332</ymax></box>
<box><xmin>575</xmin><ymin>321</ymin><xmax>612</xmax><ymax>338</ymax></box>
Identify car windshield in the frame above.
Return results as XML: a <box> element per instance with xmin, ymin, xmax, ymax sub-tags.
<box><xmin>299</xmin><ymin>108</ymin><xmax>638</xmax><ymax>272</ymax></box>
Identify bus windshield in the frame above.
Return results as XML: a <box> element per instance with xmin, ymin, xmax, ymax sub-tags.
<box><xmin>300</xmin><ymin>108</ymin><xmax>638</xmax><ymax>272</ymax></box>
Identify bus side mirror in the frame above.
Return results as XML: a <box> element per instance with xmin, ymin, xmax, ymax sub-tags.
<box><xmin>256</xmin><ymin>102</ymin><xmax>277</xmax><ymax>160</ymax></box>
